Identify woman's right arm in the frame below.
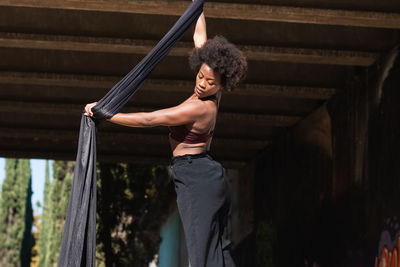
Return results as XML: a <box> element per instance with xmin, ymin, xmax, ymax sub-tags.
<box><xmin>193</xmin><ymin>0</ymin><xmax>207</xmax><ymax>48</ymax></box>
<box><xmin>107</xmin><ymin>101</ymin><xmax>206</xmax><ymax>128</ymax></box>
<box><xmin>84</xmin><ymin>101</ymin><xmax>206</xmax><ymax>128</ymax></box>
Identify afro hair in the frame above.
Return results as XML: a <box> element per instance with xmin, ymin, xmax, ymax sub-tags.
<box><xmin>189</xmin><ymin>36</ymin><xmax>247</xmax><ymax>91</ymax></box>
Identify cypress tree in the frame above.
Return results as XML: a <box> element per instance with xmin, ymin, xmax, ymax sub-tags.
<box><xmin>0</xmin><ymin>159</ymin><xmax>17</xmax><ymax>266</ymax></box>
<box><xmin>20</xmin><ymin>159</ymin><xmax>34</xmax><ymax>267</ymax></box>
<box><xmin>0</xmin><ymin>159</ymin><xmax>34</xmax><ymax>267</ymax></box>
<box><xmin>37</xmin><ymin>160</ymin><xmax>50</xmax><ymax>267</ymax></box>
<box><xmin>44</xmin><ymin>176</ymin><xmax>62</xmax><ymax>266</ymax></box>
<box><xmin>40</xmin><ymin>161</ymin><xmax>74</xmax><ymax>267</ymax></box>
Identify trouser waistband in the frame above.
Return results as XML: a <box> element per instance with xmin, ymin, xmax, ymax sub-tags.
<box><xmin>171</xmin><ymin>151</ymin><xmax>211</xmax><ymax>165</ymax></box>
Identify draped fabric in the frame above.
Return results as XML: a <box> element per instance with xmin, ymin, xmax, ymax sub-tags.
<box><xmin>57</xmin><ymin>1</ymin><xmax>204</xmax><ymax>266</ymax></box>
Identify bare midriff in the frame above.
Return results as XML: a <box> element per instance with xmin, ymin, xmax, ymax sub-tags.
<box><xmin>169</xmin><ymin>136</ymin><xmax>212</xmax><ymax>157</ymax></box>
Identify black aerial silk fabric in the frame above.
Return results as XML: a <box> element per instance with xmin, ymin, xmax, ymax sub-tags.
<box><xmin>57</xmin><ymin>1</ymin><xmax>204</xmax><ymax>266</ymax></box>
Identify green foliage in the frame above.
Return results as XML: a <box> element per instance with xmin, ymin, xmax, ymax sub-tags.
<box><xmin>20</xmin><ymin>166</ymin><xmax>34</xmax><ymax>267</ymax></box>
<box><xmin>256</xmin><ymin>220</ymin><xmax>277</xmax><ymax>267</ymax></box>
<box><xmin>35</xmin><ymin>160</ymin><xmax>174</xmax><ymax>267</ymax></box>
<box><xmin>96</xmin><ymin>163</ymin><xmax>174</xmax><ymax>267</ymax></box>
<box><xmin>37</xmin><ymin>160</ymin><xmax>50</xmax><ymax>267</ymax></box>
<box><xmin>0</xmin><ymin>159</ymin><xmax>34</xmax><ymax>267</ymax></box>
<box><xmin>38</xmin><ymin>160</ymin><xmax>74</xmax><ymax>267</ymax></box>
<box><xmin>44</xmin><ymin>177</ymin><xmax>63</xmax><ymax>266</ymax></box>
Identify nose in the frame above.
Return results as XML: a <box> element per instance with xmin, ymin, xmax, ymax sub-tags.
<box><xmin>199</xmin><ymin>79</ymin><xmax>206</xmax><ymax>88</ymax></box>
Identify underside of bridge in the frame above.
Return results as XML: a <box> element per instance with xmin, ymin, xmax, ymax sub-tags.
<box><xmin>1</xmin><ymin>1</ymin><xmax>400</xmax><ymax>266</ymax></box>
<box><xmin>0</xmin><ymin>0</ymin><xmax>398</xmax><ymax>167</ymax></box>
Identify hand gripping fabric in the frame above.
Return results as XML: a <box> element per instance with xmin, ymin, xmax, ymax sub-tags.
<box><xmin>57</xmin><ymin>1</ymin><xmax>204</xmax><ymax>266</ymax></box>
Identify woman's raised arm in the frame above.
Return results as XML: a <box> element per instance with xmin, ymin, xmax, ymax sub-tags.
<box><xmin>192</xmin><ymin>0</ymin><xmax>207</xmax><ymax>48</ymax></box>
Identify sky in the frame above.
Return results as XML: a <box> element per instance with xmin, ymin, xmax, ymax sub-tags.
<box><xmin>0</xmin><ymin>157</ymin><xmax>53</xmax><ymax>215</ymax></box>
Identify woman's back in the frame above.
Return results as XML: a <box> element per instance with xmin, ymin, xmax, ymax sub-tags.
<box><xmin>169</xmin><ymin>93</ymin><xmax>219</xmax><ymax>156</ymax></box>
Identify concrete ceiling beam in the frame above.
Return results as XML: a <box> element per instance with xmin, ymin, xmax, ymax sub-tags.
<box><xmin>0</xmin><ymin>71</ymin><xmax>337</xmax><ymax>99</ymax></box>
<box><xmin>0</xmin><ymin>100</ymin><xmax>302</xmax><ymax>127</ymax></box>
<box><xmin>0</xmin><ymin>127</ymin><xmax>255</xmax><ymax>167</ymax></box>
<box><xmin>0</xmin><ymin>32</ymin><xmax>379</xmax><ymax>66</ymax></box>
<box><xmin>0</xmin><ymin>149</ymin><xmax>246</xmax><ymax>168</ymax></box>
<box><xmin>0</xmin><ymin>0</ymin><xmax>399</xmax><ymax>29</ymax></box>
<box><xmin>0</xmin><ymin>127</ymin><xmax>269</xmax><ymax>149</ymax></box>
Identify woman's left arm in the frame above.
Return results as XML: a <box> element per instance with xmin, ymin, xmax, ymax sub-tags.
<box><xmin>192</xmin><ymin>0</ymin><xmax>207</xmax><ymax>48</ymax></box>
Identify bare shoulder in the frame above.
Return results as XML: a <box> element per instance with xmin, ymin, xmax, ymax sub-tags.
<box><xmin>185</xmin><ymin>98</ymin><xmax>219</xmax><ymax>118</ymax></box>
<box><xmin>181</xmin><ymin>97</ymin><xmax>208</xmax><ymax>113</ymax></box>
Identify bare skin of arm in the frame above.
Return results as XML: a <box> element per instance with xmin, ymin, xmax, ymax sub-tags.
<box><xmin>107</xmin><ymin>101</ymin><xmax>205</xmax><ymax>128</ymax></box>
<box><xmin>84</xmin><ymin>100</ymin><xmax>206</xmax><ymax>127</ymax></box>
<box><xmin>84</xmin><ymin>97</ymin><xmax>218</xmax><ymax>156</ymax></box>
<box><xmin>193</xmin><ymin>0</ymin><xmax>207</xmax><ymax>48</ymax></box>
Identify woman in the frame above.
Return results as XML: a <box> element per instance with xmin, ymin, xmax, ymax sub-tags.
<box><xmin>85</xmin><ymin>8</ymin><xmax>247</xmax><ymax>267</ymax></box>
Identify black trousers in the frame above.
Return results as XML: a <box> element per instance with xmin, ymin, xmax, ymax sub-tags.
<box><xmin>171</xmin><ymin>152</ymin><xmax>236</xmax><ymax>267</ymax></box>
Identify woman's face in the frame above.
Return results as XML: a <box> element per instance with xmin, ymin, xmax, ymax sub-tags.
<box><xmin>194</xmin><ymin>63</ymin><xmax>223</xmax><ymax>98</ymax></box>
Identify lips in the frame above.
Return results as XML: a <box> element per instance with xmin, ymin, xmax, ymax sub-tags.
<box><xmin>195</xmin><ymin>87</ymin><xmax>204</xmax><ymax>95</ymax></box>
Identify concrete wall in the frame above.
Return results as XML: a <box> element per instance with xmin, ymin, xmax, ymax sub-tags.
<box><xmin>231</xmin><ymin>47</ymin><xmax>400</xmax><ymax>266</ymax></box>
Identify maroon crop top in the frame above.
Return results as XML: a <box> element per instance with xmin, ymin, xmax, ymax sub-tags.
<box><xmin>169</xmin><ymin>94</ymin><xmax>218</xmax><ymax>144</ymax></box>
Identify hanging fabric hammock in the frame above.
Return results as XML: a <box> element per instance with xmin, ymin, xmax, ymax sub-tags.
<box><xmin>57</xmin><ymin>1</ymin><xmax>204</xmax><ymax>266</ymax></box>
